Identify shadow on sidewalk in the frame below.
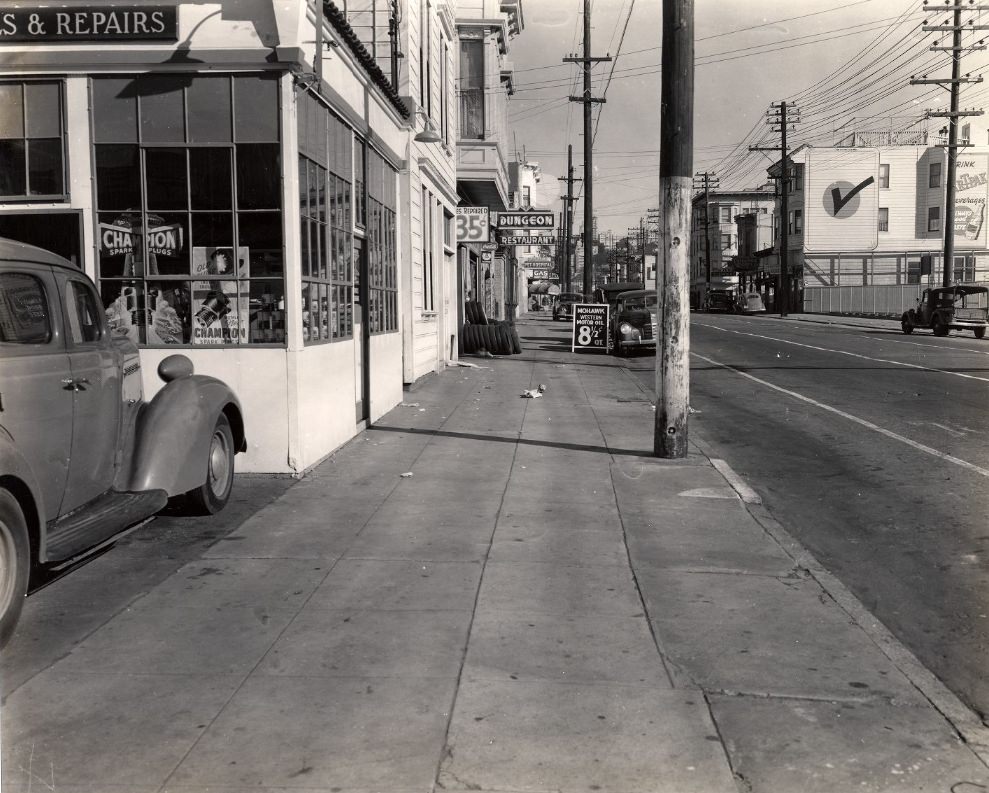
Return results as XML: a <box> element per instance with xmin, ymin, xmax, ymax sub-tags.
<box><xmin>369</xmin><ymin>424</ymin><xmax>653</xmax><ymax>458</ymax></box>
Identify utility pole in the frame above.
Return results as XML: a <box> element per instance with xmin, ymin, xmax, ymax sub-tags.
<box><xmin>912</xmin><ymin>2</ymin><xmax>987</xmax><ymax>286</ymax></box>
<box><xmin>558</xmin><ymin>144</ymin><xmax>581</xmax><ymax>294</ymax></box>
<box><xmin>655</xmin><ymin>0</ymin><xmax>693</xmax><ymax>459</ymax></box>
<box><xmin>753</xmin><ymin>101</ymin><xmax>800</xmax><ymax>316</ymax></box>
<box><xmin>565</xmin><ymin>0</ymin><xmax>611</xmax><ymax>296</ymax></box>
<box><xmin>692</xmin><ymin>172</ymin><xmax>719</xmax><ymax>307</ymax></box>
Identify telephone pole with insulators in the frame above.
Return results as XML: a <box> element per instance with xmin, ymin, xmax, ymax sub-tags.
<box><xmin>911</xmin><ymin>0</ymin><xmax>987</xmax><ymax>286</ymax></box>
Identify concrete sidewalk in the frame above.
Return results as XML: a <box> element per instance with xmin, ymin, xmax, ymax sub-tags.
<box><xmin>3</xmin><ymin>314</ymin><xmax>988</xmax><ymax>792</ymax></box>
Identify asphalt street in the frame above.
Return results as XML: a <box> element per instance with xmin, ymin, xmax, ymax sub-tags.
<box><xmin>625</xmin><ymin>314</ymin><xmax>989</xmax><ymax>723</ymax></box>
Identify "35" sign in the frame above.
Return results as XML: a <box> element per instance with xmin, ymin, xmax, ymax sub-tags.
<box><xmin>456</xmin><ymin>206</ymin><xmax>489</xmax><ymax>243</ymax></box>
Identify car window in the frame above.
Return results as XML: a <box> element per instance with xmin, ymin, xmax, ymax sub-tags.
<box><xmin>0</xmin><ymin>272</ymin><xmax>52</xmax><ymax>344</ymax></box>
<box><xmin>65</xmin><ymin>280</ymin><xmax>103</xmax><ymax>343</ymax></box>
<box><xmin>623</xmin><ymin>295</ymin><xmax>657</xmax><ymax>310</ymax></box>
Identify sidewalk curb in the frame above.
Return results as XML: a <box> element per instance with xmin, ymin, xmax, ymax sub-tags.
<box><xmin>615</xmin><ymin>363</ymin><xmax>989</xmax><ymax>767</ymax></box>
<box><xmin>689</xmin><ymin>431</ymin><xmax>989</xmax><ymax>770</ymax></box>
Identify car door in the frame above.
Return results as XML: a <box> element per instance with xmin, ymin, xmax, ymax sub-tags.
<box><xmin>57</xmin><ymin>273</ymin><xmax>121</xmax><ymax>513</ymax></box>
<box><xmin>0</xmin><ymin>267</ymin><xmax>73</xmax><ymax>521</ymax></box>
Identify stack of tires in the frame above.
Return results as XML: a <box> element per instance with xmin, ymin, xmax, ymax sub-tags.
<box><xmin>462</xmin><ymin>300</ymin><xmax>523</xmax><ymax>355</ymax></box>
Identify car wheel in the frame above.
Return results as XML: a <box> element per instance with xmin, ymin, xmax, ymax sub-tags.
<box><xmin>901</xmin><ymin>314</ymin><xmax>913</xmax><ymax>335</ymax></box>
<box><xmin>0</xmin><ymin>490</ymin><xmax>30</xmax><ymax>650</ymax></box>
<box><xmin>975</xmin><ymin>327</ymin><xmax>986</xmax><ymax>339</ymax></box>
<box><xmin>186</xmin><ymin>413</ymin><xmax>235</xmax><ymax>515</ymax></box>
<box><xmin>932</xmin><ymin>314</ymin><xmax>949</xmax><ymax>337</ymax></box>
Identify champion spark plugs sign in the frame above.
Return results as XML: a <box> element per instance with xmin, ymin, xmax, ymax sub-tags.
<box><xmin>804</xmin><ymin>148</ymin><xmax>879</xmax><ymax>252</ymax></box>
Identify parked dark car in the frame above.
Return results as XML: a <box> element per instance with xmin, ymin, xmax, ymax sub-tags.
<box><xmin>609</xmin><ymin>289</ymin><xmax>657</xmax><ymax>356</ymax></box>
<box><xmin>0</xmin><ymin>238</ymin><xmax>246</xmax><ymax>647</ymax></box>
<box><xmin>553</xmin><ymin>292</ymin><xmax>585</xmax><ymax>321</ymax></box>
<box><xmin>901</xmin><ymin>285</ymin><xmax>988</xmax><ymax>338</ymax></box>
<box><xmin>705</xmin><ymin>290</ymin><xmax>735</xmax><ymax>313</ymax></box>
<box><xmin>734</xmin><ymin>291</ymin><xmax>767</xmax><ymax>314</ymax></box>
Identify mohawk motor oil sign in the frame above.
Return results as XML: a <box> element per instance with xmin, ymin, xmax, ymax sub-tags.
<box><xmin>953</xmin><ymin>154</ymin><xmax>988</xmax><ymax>249</ymax></box>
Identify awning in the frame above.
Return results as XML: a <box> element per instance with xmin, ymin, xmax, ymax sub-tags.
<box><xmin>528</xmin><ymin>281</ymin><xmax>560</xmax><ymax>295</ymax></box>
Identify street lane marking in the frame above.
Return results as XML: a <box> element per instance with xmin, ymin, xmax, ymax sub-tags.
<box><xmin>694</xmin><ymin>322</ymin><xmax>989</xmax><ymax>384</ymax></box>
<box><xmin>710</xmin><ymin>459</ymin><xmax>763</xmax><ymax>504</ymax></box>
<box><xmin>860</xmin><ymin>335</ymin><xmax>989</xmax><ymax>356</ymax></box>
<box><xmin>693</xmin><ymin>352</ymin><xmax>989</xmax><ymax>480</ymax></box>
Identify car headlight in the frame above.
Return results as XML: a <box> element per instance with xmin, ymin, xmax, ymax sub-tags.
<box><xmin>619</xmin><ymin>322</ymin><xmax>640</xmax><ymax>337</ymax></box>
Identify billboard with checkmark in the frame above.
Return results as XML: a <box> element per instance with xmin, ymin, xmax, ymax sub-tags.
<box><xmin>804</xmin><ymin>148</ymin><xmax>879</xmax><ymax>252</ymax></box>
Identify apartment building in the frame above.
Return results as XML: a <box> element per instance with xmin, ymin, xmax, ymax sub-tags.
<box><xmin>766</xmin><ymin>139</ymin><xmax>989</xmax><ymax>314</ymax></box>
<box><xmin>455</xmin><ymin>0</ymin><xmax>524</xmax><ymax>323</ymax></box>
<box><xmin>689</xmin><ymin>188</ymin><xmax>775</xmax><ymax>308</ymax></box>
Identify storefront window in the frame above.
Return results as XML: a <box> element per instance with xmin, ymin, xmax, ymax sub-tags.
<box><xmin>298</xmin><ymin>90</ymin><xmax>354</xmax><ymax>345</ymax></box>
<box><xmin>366</xmin><ymin>148</ymin><xmax>398</xmax><ymax>334</ymax></box>
<box><xmin>92</xmin><ymin>74</ymin><xmax>283</xmax><ymax>346</ymax></box>
<box><xmin>0</xmin><ymin>81</ymin><xmax>66</xmax><ymax>199</ymax></box>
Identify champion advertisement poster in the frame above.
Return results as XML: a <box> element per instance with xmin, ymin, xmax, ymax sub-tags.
<box><xmin>191</xmin><ymin>246</ymin><xmax>249</xmax><ymax>345</ymax></box>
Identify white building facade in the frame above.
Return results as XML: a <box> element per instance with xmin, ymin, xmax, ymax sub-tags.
<box><xmin>768</xmin><ymin>142</ymin><xmax>989</xmax><ymax>314</ymax></box>
<box><xmin>0</xmin><ymin>1</ymin><xmax>467</xmax><ymax>473</ymax></box>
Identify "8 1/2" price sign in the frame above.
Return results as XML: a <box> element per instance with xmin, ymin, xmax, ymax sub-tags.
<box><xmin>571</xmin><ymin>304</ymin><xmax>609</xmax><ymax>352</ymax></box>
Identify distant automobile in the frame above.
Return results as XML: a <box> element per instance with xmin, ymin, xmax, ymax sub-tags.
<box><xmin>735</xmin><ymin>291</ymin><xmax>767</xmax><ymax>314</ymax></box>
<box><xmin>705</xmin><ymin>290</ymin><xmax>735</xmax><ymax>313</ymax></box>
<box><xmin>0</xmin><ymin>238</ymin><xmax>246</xmax><ymax>647</ymax></box>
<box><xmin>609</xmin><ymin>289</ymin><xmax>657</xmax><ymax>356</ymax></box>
<box><xmin>553</xmin><ymin>292</ymin><xmax>584</xmax><ymax>321</ymax></box>
<box><xmin>901</xmin><ymin>285</ymin><xmax>988</xmax><ymax>338</ymax></box>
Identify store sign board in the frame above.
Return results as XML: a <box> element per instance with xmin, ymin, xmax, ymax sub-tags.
<box><xmin>498</xmin><ymin>232</ymin><xmax>556</xmax><ymax>246</ymax></box>
<box><xmin>495</xmin><ymin>211</ymin><xmax>555</xmax><ymax>229</ymax></box>
<box><xmin>804</xmin><ymin>148</ymin><xmax>879</xmax><ymax>253</ymax></box>
<box><xmin>571</xmin><ymin>304</ymin><xmax>609</xmax><ymax>353</ymax></box>
<box><xmin>456</xmin><ymin>206</ymin><xmax>489</xmax><ymax>243</ymax></box>
<box><xmin>0</xmin><ymin>7</ymin><xmax>178</xmax><ymax>41</ymax></box>
<box><xmin>953</xmin><ymin>153</ymin><xmax>988</xmax><ymax>249</ymax></box>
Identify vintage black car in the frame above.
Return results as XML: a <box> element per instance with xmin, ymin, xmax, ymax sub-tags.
<box><xmin>705</xmin><ymin>290</ymin><xmax>735</xmax><ymax>313</ymax></box>
<box><xmin>609</xmin><ymin>289</ymin><xmax>657</xmax><ymax>356</ymax></box>
<box><xmin>552</xmin><ymin>292</ymin><xmax>585</xmax><ymax>321</ymax></box>
<box><xmin>901</xmin><ymin>285</ymin><xmax>988</xmax><ymax>338</ymax></box>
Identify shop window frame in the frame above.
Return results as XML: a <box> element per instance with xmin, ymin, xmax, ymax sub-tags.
<box><xmin>0</xmin><ymin>79</ymin><xmax>68</xmax><ymax>202</ymax></box>
<box><xmin>91</xmin><ymin>73</ymin><xmax>285</xmax><ymax>349</ymax></box>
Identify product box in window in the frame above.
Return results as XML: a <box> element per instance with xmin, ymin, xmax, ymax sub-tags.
<box><xmin>191</xmin><ymin>246</ymin><xmax>249</xmax><ymax>344</ymax></box>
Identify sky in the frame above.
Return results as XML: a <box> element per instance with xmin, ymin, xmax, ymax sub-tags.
<box><xmin>506</xmin><ymin>0</ymin><xmax>988</xmax><ymax>240</ymax></box>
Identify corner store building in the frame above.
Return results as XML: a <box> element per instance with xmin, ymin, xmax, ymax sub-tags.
<box><xmin>0</xmin><ymin>2</ymin><xmax>460</xmax><ymax>474</ymax></box>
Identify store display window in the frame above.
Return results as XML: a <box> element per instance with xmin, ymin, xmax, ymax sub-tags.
<box><xmin>366</xmin><ymin>148</ymin><xmax>398</xmax><ymax>335</ymax></box>
<box><xmin>297</xmin><ymin>89</ymin><xmax>354</xmax><ymax>344</ymax></box>
<box><xmin>92</xmin><ymin>73</ymin><xmax>284</xmax><ymax>346</ymax></box>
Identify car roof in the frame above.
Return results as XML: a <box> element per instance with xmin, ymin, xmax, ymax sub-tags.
<box><xmin>599</xmin><ymin>281</ymin><xmax>641</xmax><ymax>295</ymax></box>
<box><xmin>618</xmin><ymin>289</ymin><xmax>652</xmax><ymax>299</ymax></box>
<box><xmin>0</xmin><ymin>237</ymin><xmax>76</xmax><ymax>270</ymax></box>
<box><xmin>930</xmin><ymin>284</ymin><xmax>988</xmax><ymax>294</ymax></box>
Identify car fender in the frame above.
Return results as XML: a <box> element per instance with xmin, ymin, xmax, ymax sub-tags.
<box><xmin>0</xmin><ymin>426</ymin><xmax>47</xmax><ymax>535</ymax></box>
<box><xmin>124</xmin><ymin>375</ymin><xmax>244</xmax><ymax>497</ymax></box>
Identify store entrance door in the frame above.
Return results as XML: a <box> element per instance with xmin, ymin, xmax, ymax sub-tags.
<box><xmin>354</xmin><ymin>237</ymin><xmax>370</xmax><ymax>424</ymax></box>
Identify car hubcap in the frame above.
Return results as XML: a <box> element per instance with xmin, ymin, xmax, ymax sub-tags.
<box><xmin>207</xmin><ymin>430</ymin><xmax>232</xmax><ymax>498</ymax></box>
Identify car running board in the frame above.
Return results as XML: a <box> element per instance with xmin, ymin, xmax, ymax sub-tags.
<box><xmin>45</xmin><ymin>489</ymin><xmax>169</xmax><ymax>564</ymax></box>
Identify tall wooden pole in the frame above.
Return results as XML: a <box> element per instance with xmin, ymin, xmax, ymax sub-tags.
<box><xmin>655</xmin><ymin>0</ymin><xmax>693</xmax><ymax>459</ymax></box>
<box><xmin>942</xmin><ymin>3</ymin><xmax>962</xmax><ymax>287</ymax></box>
<box><xmin>582</xmin><ymin>0</ymin><xmax>594</xmax><ymax>297</ymax></box>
